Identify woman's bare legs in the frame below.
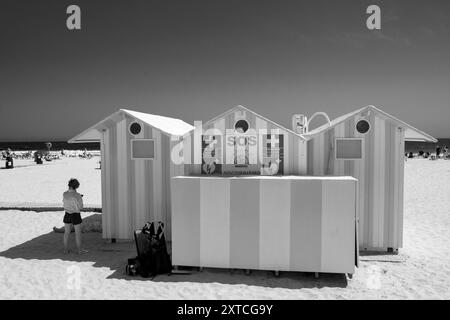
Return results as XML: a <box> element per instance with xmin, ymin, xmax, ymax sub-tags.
<box><xmin>63</xmin><ymin>223</ymin><xmax>71</xmax><ymax>253</ymax></box>
<box><xmin>74</xmin><ymin>224</ymin><xmax>87</xmax><ymax>254</ymax></box>
<box><xmin>74</xmin><ymin>224</ymin><xmax>82</xmax><ymax>253</ymax></box>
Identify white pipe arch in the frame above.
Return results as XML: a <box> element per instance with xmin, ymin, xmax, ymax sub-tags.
<box><xmin>306</xmin><ymin>112</ymin><xmax>331</xmax><ymax>133</ymax></box>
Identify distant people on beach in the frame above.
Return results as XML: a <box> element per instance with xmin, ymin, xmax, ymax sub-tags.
<box><xmin>436</xmin><ymin>145</ymin><xmax>441</xmax><ymax>159</ymax></box>
<box><xmin>34</xmin><ymin>151</ymin><xmax>43</xmax><ymax>164</ymax></box>
<box><xmin>443</xmin><ymin>145</ymin><xmax>449</xmax><ymax>159</ymax></box>
<box><xmin>79</xmin><ymin>148</ymin><xmax>92</xmax><ymax>159</ymax></box>
<box><xmin>62</xmin><ymin>178</ymin><xmax>88</xmax><ymax>254</ymax></box>
<box><xmin>417</xmin><ymin>150</ymin><xmax>432</xmax><ymax>159</ymax></box>
<box><xmin>4</xmin><ymin>148</ymin><xmax>14</xmax><ymax>169</ymax></box>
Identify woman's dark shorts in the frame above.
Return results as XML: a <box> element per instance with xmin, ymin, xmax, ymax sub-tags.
<box><xmin>63</xmin><ymin>212</ymin><xmax>82</xmax><ymax>225</ymax></box>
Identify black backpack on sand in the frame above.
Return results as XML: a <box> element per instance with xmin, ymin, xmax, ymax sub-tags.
<box><xmin>132</xmin><ymin>221</ymin><xmax>172</xmax><ymax>279</ymax></box>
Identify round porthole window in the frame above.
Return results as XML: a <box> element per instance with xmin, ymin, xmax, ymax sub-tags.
<box><xmin>234</xmin><ymin>119</ymin><xmax>249</xmax><ymax>134</ymax></box>
<box><xmin>356</xmin><ymin>119</ymin><xmax>370</xmax><ymax>134</ymax></box>
<box><xmin>129</xmin><ymin>122</ymin><xmax>142</xmax><ymax>135</ymax></box>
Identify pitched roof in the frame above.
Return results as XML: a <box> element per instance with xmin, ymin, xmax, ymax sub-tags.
<box><xmin>203</xmin><ymin>105</ymin><xmax>307</xmax><ymax>140</ymax></box>
<box><xmin>69</xmin><ymin>109</ymin><xmax>195</xmax><ymax>143</ymax></box>
<box><xmin>302</xmin><ymin>105</ymin><xmax>437</xmax><ymax>143</ymax></box>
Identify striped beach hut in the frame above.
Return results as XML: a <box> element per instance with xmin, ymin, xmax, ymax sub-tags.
<box><xmin>302</xmin><ymin>105</ymin><xmax>437</xmax><ymax>251</ymax></box>
<box><xmin>69</xmin><ymin>109</ymin><xmax>194</xmax><ymax>240</ymax></box>
<box><xmin>183</xmin><ymin>105</ymin><xmax>308</xmax><ymax>176</ymax></box>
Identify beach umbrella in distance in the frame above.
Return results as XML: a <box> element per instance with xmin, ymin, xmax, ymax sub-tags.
<box><xmin>45</xmin><ymin>142</ymin><xmax>52</xmax><ymax>151</ymax></box>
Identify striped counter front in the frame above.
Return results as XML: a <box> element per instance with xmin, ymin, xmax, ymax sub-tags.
<box><xmin>171</xmin><ymin>175</ymin><xmax>358</xmax><ymax>274</ymax></box>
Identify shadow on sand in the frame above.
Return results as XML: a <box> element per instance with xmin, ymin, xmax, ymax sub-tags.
<box><xmin>0</xmin><ymin>215</ymin><xmax>348</xmax><ymax>289</ymax></box>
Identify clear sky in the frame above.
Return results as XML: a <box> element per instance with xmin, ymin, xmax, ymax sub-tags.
<box><xmin>1</xmin><ymin>0</ymin><xmax>449</xmax><ymax>141</ymax></box>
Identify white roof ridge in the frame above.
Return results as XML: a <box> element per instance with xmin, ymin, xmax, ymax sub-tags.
<box><xmin>120</xmin><ymin>109</ymin><xmax>195</xmax><ymax>137</ymax></box>
<box><xmin>69</xmin><ymin>108</ymin><xmax>195</xmax><ymax>143</ymax></box>
<box><xmin>204</xmin><ymin>105</ymin><xmax>307</xmax><ymax>140</ymax></box>
<box><xmin>302</xmin><ymin>105</ymin><xmax>437</xmax><ymax>143</ymax></box>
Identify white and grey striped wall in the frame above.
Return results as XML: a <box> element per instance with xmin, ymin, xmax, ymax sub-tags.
<box><xmin>306</xmin><ymin>111</ymin><xmax>405</xmax><ymax>250</ymax></box>
<box><xmin>100</xmin><ymin>114</ymin><xmax>184</xmax><ymax>240</ymax></box>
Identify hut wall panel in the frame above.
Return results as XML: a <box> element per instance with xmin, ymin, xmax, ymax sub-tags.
<box><xmin>164</xmin><ymin>135</ymin><xmax>182</xmax><ymax>240</ymax></box>
<box><xmin>292</xmin><ymin>138</ymin><xmax>299</xmax><ymax>174</ymax></box>
<box><xmin>365</xmin><ymin>111</ymin><xmax>375</xmax><ymax>249</ymax></box>
<box><xmin>229</xmin><ymin>179</ymin><xmax>260</xmax><ymax>269</ymax></box>
<box><xmin>109</xmin><ymin>125</ymin><xmax>119</xmax><ymax>238</ymax></box>
<box><xmin>283</xmin><ymin>130</ymin><xmax>290</xmax><ymax>174</ymax></box>
<box><xmin>331</xmin><ymin>125</ymin><xmax>339</xmax><ymax>175</ymax></box>
<box><xmin>187</xmin><ymin>130</ymin><xmax>201</xmax><ymax>174</ymax></box>
<box><xmin>321</xmin><ymin>129</ymin><xmax>330</xmax><ymax>175</ymax></box>
<box><xmin>307</xmin><ymin>140</ymin><xmax>314</xmax><ymax>175</ymax></box>
<box><xmin>116</xmin><ymin>119</ymin><xmax>130</xmax><ymax>239</ymax></box>
<box><xmin>171</xmin><ymin>178</ymin><xmax>201</xmax><ymax>266</ymax></box>
<box><xmin>225</xmin><ymin>126</ymin><xmax>234</xmax><ymax>166</ymax></box>
<box><xmin>312</xmin><ymin>135</ymin><xmax>319</xmax><ymax>175</ymax></box>
<box><xmin>255</xmin><ymin>115</ymin><xmax>267</xmax><ymax>132</ymax></box>
<box><xmin>269</xmin><ymin>127</ymin><xmax>284</xmax><ymax>173</ymax></box>
<box><xmin>133</xmin><ymin>122</ymin><xmax>147</xmax><ymax>230</ymax></box>
<box><xmin>193</xmin><ymin>125</ymin><xmax>202</xmax><ymax>173</ymax></box>
<box><xmin>100</xmin><ymin>133</ymin><xmax>106</xmax><ymax>238</ymax></box>
<box><xmin>125</xmin><ymin>117</ymin><xmax>135</xmax><ymax>235</ymax></box>
<box><xmin>384</xmin><ymin>122</ymin><xmax>394</xmax><ymax>247</ymax></box>
<box><xmin>259</xmin><ymin>179</ymin><xmax>291</xmax><ymax>270</ymax></box>
<box><xmin>372</xmin><ymin>116</ymin><xmax>386</xmax><ymax>248</ymax></box>
<box><xmin>144</xmin><ymin>126</ymin><xmax>154</xmax><ymax>228</ymax></box>
<box><xmin>379</xmin><ymin>117</ymin><xmax>387</xmax><ymax>248</ymax></box>
<box><xmin>199</xmin><ymin>178</ymin><xmax>230</xmax><ymax>268</ymax></box>
<box><xmin>257</xmin><ymin>118</ymin><xmax>269</xmax><ymax>165</ymax></box>
<box><xmin>333</xmin><ymin>123</ymin><xmax>346</xmax><ymax>175</ymax></box>
<box><xmin>101</xmin><ymin>131</ymin><xmax>111</xmax><ymax>238</ymax></box>
<box><xmin>391</xmin><ymin>128</ymin><xmax>400</xmax><ymax>247</ymax></box>
<box><xmin>298</xmin><ymin>140</ymin><xmax>307</xmax><ymax>175</ymax></box>
<box><xmin>388</xmin><ymin>123</ymin><xmax>396</xmax><ymax>247</ymax></box>
<box><xmin>152</xmin><ymin>129</ymin><xmax>163</xmax><ymax>224</ymax></box>
<box><xmin>391</xmin><ymin>127</ymin><xmax>399</xmax><ymax>248</ymax></box>
<box><xmin>182</xmin><ymin>134</ymin><xmax>192</xmax><ymax>173</ymax></box>
<box><xmin>323</xmin><ymin>129</ymin><xmax>333</xmax><ymax>175</ymax></box>
<box><xmin>315</xmin><ymin>133</ymin><xmax>324</xmax><ymax>175</ymax></box>
<box><xmin>161</xmin><ymin>134</ymin><xmax>170</xmax><ymax>238</ymax></box>
<box><xmin>290</xmin><ymin>180</ymin><xmax>322</xmax><ymax>271</ymax></box>
<box><xmin>176</xmin><ymin>138</ymin><xmax>187</xmax><ymax>176</ymax></box>
<box><xmin>397</xmin><ymin>129</ymin><xmax>405</xmax><ymax>248</ymax></box>
<box><xmin>353</xmin><ymin>137</ymin><xmax>365</xmax><ymax>249</ymax></box>
<box><xmin>345</xmin><ymin>117</ymin><xmax>356</xmax><ymax>176</ymax></box>
<box><xmin>370</xmin><ymin>117</ymin><xmax>379</xmax><ymax>247</ymax></box>
<box><xmin>287</xmin><ymin>131</ymin><xmax>298</xmax><ymax>174</ymax></box>
<box><xmin>290</xmin><ymin>132</ymin><xmax>298</xmax><ymax>174</ymax></box>
<box><xmin>321</xmin><ymin>180</ymin><xmax>356</xmax><ymax>273</ymax></box>
<box><xmin>169</xmin><ymin>139</ymin><xmax>176</xmax><ymax>239</ymax></box>
<box><xmin>255</xmin><ymin>117</ymin><xmax>267</xmax><ymax>171</ymax></box>
<box><xmin>214</xmin><ymin>118</ymin><xmax>226</xmax><ymax>166</ymax></box>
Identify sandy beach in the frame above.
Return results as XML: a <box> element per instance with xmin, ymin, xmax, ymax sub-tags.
<box><xmin>0</xmin><ymin>157</ymin><xmax>101</xmax><ymax>208</ymax></box>
<box><xmin>0</xmin><ymin>157</ymin><xmax>449</xmax><ymax>299</ymax></box>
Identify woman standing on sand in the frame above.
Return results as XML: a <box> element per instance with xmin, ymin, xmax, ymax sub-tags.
<box><xmin>62</xmin><ymin>178</ymin><xmax>87</xmax><ymax>254</ymax></box>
